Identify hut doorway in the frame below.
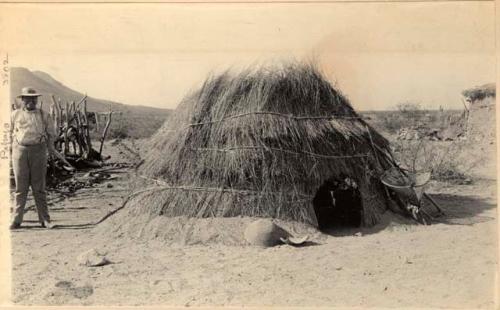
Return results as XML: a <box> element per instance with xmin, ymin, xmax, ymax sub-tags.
<box><xmin>313</xmin><ymin>176</ymin><xmax>363</xmax><ymax>230</ymax></box>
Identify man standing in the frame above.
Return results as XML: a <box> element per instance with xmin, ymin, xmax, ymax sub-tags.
<box><xmin>10</xmin><ymin>87</ymin><xmax>56</xmax><ymax>229</ymax></box>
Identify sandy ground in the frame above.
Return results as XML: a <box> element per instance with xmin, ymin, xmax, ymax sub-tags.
<box><xmin>9</xmin><ymin>139</ymin><xmax>498</xmax><ymax>308</ymax></box>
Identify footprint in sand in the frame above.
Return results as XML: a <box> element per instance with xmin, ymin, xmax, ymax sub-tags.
<box><xmin>48</xmin><ymin>280</ymin><xmax>94</xmax><ymax>300</ymax></box>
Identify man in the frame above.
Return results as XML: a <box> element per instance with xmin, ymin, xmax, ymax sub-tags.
<box><xmin>10</xmin><ymin>87</ymin><xmax>57</xmax><ymax>229</ymax></box>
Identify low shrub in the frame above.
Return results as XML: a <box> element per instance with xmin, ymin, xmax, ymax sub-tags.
<box><xmin>391</xmin><ymin>139</ymin><xmax>475</xmax><ymax>184</ymax></box>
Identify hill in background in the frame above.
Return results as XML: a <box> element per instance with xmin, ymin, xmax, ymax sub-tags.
<box><xmin>10</xmin><ymin>67</ymin><xmax>171</xmax><ymax>138</ymax></box>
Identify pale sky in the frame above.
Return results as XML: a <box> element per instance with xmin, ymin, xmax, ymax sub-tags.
<box><xmin>0</xmin><ymin>2</ymin><xmax>495</xmax><ymax>110</ymax></box>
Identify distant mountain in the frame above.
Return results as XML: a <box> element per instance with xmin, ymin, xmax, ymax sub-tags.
<box><xmin>10</xmin><ymin>67</ymin><xmax>171</xmax><ymax>138</ymax></box>
<box><xmin>32</xmin><ymin>70</ymin><xmax>67</xmax><ymax>89</ymax></box>
<box><xmin>10</xmin><ymin>67</ymin><xmax>170</xmax><ymax>114</ymax></box>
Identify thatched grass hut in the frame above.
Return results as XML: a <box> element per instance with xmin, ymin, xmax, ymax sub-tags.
<box><xmin>125</xmin><ymin>62</ymin><xmax>401</xmax><ymax>229</ymax></box>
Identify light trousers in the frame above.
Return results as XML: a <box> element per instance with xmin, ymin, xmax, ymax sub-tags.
<box><xmin>11</xmin><ymin>143</ymin><xmax>50</xmax><ymax>225</ymax></box>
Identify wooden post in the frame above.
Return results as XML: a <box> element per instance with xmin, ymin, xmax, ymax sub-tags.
<box><xmin>460</xmin><ymin>96</ymin><xmax>470</xmax><ymax>138</ymax></box>
<box><xmin>49</xmin><ymin>103</ymin><xmax>54</xmax><ymax>117</ymax></box>
<box><xmin>75</xmin><ymin>110</ymin><xmax>84</xmax><ymax>156</ymax></box>
<box><xmin>50</xmin><ymin>95</ymin><xmax>62</xmax><ymax>152</ymax></box>
<box><xmin>75</xmin><ymin>94</ymin><xmax>87</xmax><ymax>110</ymax></box>
<box><xmin>83</xmin><ymin>100</ymin><xmax>92</xmax><ymax>158</ymax></box>
<box><xmin>57</xmin><ymin>98</ymin><xmax>63</xmax><ymax>129</ymax></box>
<box><xmin>99</xmin><ymin>111</ymin><xmax>112</xmax><ymax>157</ymax></box>
<box><xmin>58</xmin><ymin>99</ymin><xmax>64</xmax><ymax>130</ymax></box>
<box><xmin>50</xmin><ymin>95</ymin><xmax>60</xmax><ymax>129</ymax></box>
<box><xmin>49</xmin><ymin>103</ymin><xmax>56</xmax><ymax>137</ymax></box>
<box><xmin>94</xmin><ymin>112</ymin><xmax>100</xmax><ymax>132</ymax></box>
<box><xmin>64</xmin><ymin>102</ymin><xmax>69</xmax><ymax>155</ymax></box>
<box><xmin>70</xmin><ymin>101</ymin><xmax>76</xmax><ymax>126</ymax></box>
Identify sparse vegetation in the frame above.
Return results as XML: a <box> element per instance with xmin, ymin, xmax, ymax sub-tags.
<box><xmin>366</xmin><ymin>105</ymin><xmax>463</xmax><ymax>136</ymax></box>
<box><xmin>90</xmin><ymin>111</ymin><xmax>168</xmax><ymax>140</ymax></box>
<box><xmin>365</xmin><ymin>102</ymin><xmax>483</xmax><ymax>184</ymax></box>
<box><xmin>390</xmin><ymin>139</ymin><xmax>475</xmax><ymax>184</ymax></box>
<box><xmin>108</xmin><ymin>113</ymin><xmax>130</xmax><ymax>139</ymax></box>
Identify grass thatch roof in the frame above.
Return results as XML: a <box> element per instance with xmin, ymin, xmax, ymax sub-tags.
<box><xmin>462</xmin><ymin>83</ymin><xmax>495</xmax><ymax>103</ymax></box>
<box><xmin>128</xmin><ymin>62</ymin><xmax>398</xmax><ymax>227</ymax></box>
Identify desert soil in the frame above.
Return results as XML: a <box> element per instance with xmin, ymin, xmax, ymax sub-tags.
<box><xmin>9</xmin><ymin>139</ymin><xmax>498</xmax><ymax>308</ymax></box>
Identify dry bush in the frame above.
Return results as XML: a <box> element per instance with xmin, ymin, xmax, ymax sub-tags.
<box><xmin>391</xmin><ymin>139</ymin><xmax>476</xmax><ymax>184</ymax></box>
<box><xmin>462</xmin><ymin>83</ymin><xmax>495</xmax><ymax>102</ymax></box>
<box><xmin>379</xmin><ymin>101</ymin><xmax>474</xmax><ymax>183</ymax></box>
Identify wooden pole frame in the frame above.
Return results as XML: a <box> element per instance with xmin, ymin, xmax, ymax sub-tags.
<box><xmin>75</xmin><ymin>109</ymin><xmax>84</xmax><ymax>156</ymax></box>
<box><xmin>83</xmin><ymin>100</ymin><xmax>92</xmax><ymax>154</ymax></box>
<box><xmin>99</xmin><ymin>111</ymin><xmax>112</xmax><ymax>157</ymax></box>
<box><xmin>63</xmin><ymin>102</ymin><xmax>69</xmax><ymax>155</ymax></box>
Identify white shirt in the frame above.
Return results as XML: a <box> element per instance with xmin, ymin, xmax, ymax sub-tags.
<box><xmin>11</xmin><ymin>108</ymin><xmax>56</xmax><ymax>146</ymax></box>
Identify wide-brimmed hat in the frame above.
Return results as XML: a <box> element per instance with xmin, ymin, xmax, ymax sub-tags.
<box><xmin>17</xmin><ymin>87</ymin><xmax>41</xmax><ymax>98</ymax></box>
